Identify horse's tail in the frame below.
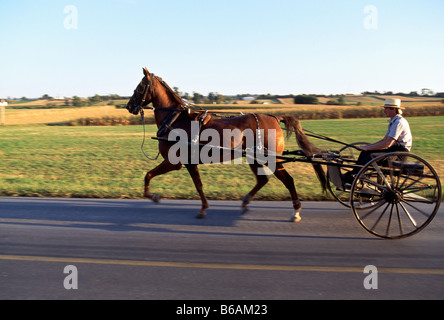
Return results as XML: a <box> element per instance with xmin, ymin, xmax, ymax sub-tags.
<box><xmin>279</xmin><ymin>116</ymin><xmax>327</xmax><ymax>193</ymax></box>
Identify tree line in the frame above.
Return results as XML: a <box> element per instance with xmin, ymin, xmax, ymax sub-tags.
<box><xmin>20</xmin><ymin>89</ymin><xmax>444</xmax><ymax>107</ymax></box>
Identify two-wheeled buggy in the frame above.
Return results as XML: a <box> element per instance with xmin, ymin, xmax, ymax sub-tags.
<box><xmin>278</xmin><ymin>135</ymin><xmax>442</xmax><ymax>239</ymax></box>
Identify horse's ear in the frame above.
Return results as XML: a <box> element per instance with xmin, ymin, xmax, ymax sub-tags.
<box><xmin>143</xmin><ymin>67</ymin><xmax>150</xmax><ymax>77</ymax></box>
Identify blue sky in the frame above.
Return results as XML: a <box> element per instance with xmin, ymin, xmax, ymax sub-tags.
<box><xmin>1</xmin><ymin>0</ymin><xmax>443</xmax><ymax>98</ymax></box>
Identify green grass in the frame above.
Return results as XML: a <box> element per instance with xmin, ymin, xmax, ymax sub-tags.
<box><xmin>0</xmin><ymin>117</ymin><xmax>443</xmax><ymax>201</ymax></box>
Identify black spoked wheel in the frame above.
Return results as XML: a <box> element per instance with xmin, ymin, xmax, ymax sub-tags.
<box><xmin>327</xmin><ymin>142</ymin><xmax>369</xmax><ymax>207</ymax></box>
<box><xmin>350</xmin><ymin>152</ymin><xmax>442</xmax><ymax>239</ymax></box>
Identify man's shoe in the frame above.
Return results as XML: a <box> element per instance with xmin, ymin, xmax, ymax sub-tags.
<box><xmin>342</xmin><ymin>172</ymin><xmax>356</xmax><ymax>185</ymax></box>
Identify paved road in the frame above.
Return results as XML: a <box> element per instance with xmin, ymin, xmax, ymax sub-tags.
<box><xmin>0</xmin><ymin>197</ymin><xmax>443</xmax><ymax>300</ymax></box>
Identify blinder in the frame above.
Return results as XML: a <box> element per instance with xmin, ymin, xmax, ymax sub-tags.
<box><xmin>129</xmin><ymin>74</ymin><xmax>155</xmax><ymax>114</ymax></box>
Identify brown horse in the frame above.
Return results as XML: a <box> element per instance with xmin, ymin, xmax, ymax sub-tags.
<box><xmin>127</xmin><ymin>68</ymin><xmax>326</xmax><ymax>222</ymax></box>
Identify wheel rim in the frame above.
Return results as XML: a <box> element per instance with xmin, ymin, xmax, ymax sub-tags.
<box><xmin>351</xmin><ymin>152</ymin><xmax>442</xmax><ymax>239</ymax></box>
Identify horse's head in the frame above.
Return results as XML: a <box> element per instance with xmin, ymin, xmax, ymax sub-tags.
<box><xmin>126</xmin><ymin>67</ymin><xmax>155</xmax><ymax>115</ymax></box>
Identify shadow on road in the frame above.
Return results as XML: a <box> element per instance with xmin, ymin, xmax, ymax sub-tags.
<box><xmin>0</xmin><ymin>197</ymin><xmax>374</xmax><ymax>240</ymax></box>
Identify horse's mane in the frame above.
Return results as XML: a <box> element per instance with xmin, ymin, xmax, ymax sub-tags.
<box><xmin>154</xmin><ymin>75</ymin><xmax>185</xmax><ymax>107</ymax></box>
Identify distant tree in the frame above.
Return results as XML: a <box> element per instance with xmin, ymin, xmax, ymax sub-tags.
<box><xmin>326</xmin><ymin>100</ymin><xmax>340</xmax><ymax>105</ymax></box>
<box><xmin>72</xmin><ymin>96</ymin><xmax>86</xmax><ymax>107</ymax></box>
<box><xmin>88</xmin><ymin>94</ymin><xmax>102</xmax><ymax>104</ymax></box>
<box><xmin>208</xmin><ymin>92</ymin><xmax>217</xmax><ymax>104</ymax></box>
<box><xmin>41</xmin><ymin>94</ymin><xmax>52</xmax><ymax>100</ymax></box>
<box><xmin>216</xmin><ymin>94</ymin><xmax>227</xmax><ymax>104</ymax></box>
<box><xmin>294</xmin><ymin>95</ymin><xmax>319</xmax><ymax>104</ymax></box>
<box><xmin>224</xmin><ymin>96</ymin><xmax>233</xmax><ymax>104</ymax></box>
<box><xmin>337</xmin><ymin>96</ymin><xmax>346</xmax><ymax>105</ymax></box>
<box><xmin>327</xmin><ymin>96</ymin><xmax>346</xmax><ymax>105</ymax></box>
<box><xmin>192</xmin><ymin>92</ymin><xmax>203</xmax><ymax>104</ymax></box>
<box><xmin>181</xmin><ymin>92</ymin><xmax>191</xmax><ymax>101</ymax></box>
<box><xmin>108</xmin><ymin>94</ymin><xmax>120</xmax><ymax>100</ymax></box>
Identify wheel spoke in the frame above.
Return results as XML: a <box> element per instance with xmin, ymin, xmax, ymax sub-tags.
<box><xmin>360</xmin><ymin>177</ymin><xmax>385</xmax><ymax>192</ymax></box>
<box><xmin>402</xmin><ymin>200</ymin><xmax>433</xmax><ymax>219</ymax></box>
<box><xmin>370</xmin><ymin>202</ymin><xmax>391</xmax><ymax>231</ymax></box>
<box><xmin>395</xmin><ymin>203</ymin><xmax>403</xmax><ymax>235</ymax></box>
<box><xmin>355</xmin><ymin>199</ymin><xmax>386</xmax><ymax>220</ymax></box>
<box><xmin>399</xmin><ymin>202</ymin><xmax>418</xmax><ymax>227</ymax></box>
<box><xmin>403</xmin><ymin>184</ymin><xmax>434</xmax><ymax>195</ymax></box>
<box><xmin>399</xmin><ymin>174</ymin><xmax>427</xmax><ymax>193</ymax></box>
<box><xmin>371</xmin><ymin>162</ymin><xmax>392</xmax><ymax>190</ymax></box>
<box><xmin>385</xmin><ymin>204</ymin><xmax>394</xmax><ymax>237</ymax></box>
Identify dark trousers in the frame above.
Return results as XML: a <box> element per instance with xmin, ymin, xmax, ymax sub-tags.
<box><xmin>345</xmin><ymin>145</ymin><xmax>409</xmax><ymax>180</ymax></box>
<box><xmin>356</xmin><ymin>145</ymin><xmax>409</xmax><ymax>167</ymax></box>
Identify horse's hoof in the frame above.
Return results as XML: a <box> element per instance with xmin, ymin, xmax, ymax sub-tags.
<box><xmin>151</xmin><ymin>194</ymin><xmax>161</xmax><ymax>203</ymax></box>
<box><xmin>290</xmin><ymin>211</ymin><xmax>302</xmax><ymax>223</ymax></box>
<box><xmin>241</xmin><ymin>194</ymin><xmax>251</xmax><ymax>215</ymax></box>
<box><xmin>290</xmin><ymin>216</ymin><xmax>302</xmax><ymax>223</ymax></box>
<box><xmin>196</xmin><ymin>211</ymin><xmax>207</xmax><ymax>219</ymax></box>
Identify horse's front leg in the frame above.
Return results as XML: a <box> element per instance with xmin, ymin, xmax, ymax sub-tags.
<box><xmin>241</xmin><ymin>164</ymin><xmax>269</xmax><ymax>214</ymax></box>
<box><xmin>185</xmin><ymin>164</ymin><xmax>209</xmax><ymax>219</ymax></box>
<box><xmin>144</xmin><ymin>160</ymin><xmax>182</xmax><ymax>202</ymax></box>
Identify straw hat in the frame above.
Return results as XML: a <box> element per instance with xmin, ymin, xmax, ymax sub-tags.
<box><xmin>382</xmin><ymin>98</ymin><xmax>405</xmax><ymax>109</ymax></box>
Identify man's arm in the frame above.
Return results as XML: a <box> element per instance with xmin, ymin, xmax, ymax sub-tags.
<box><xmin>360</xmin><ymin>135</ymin><xmax>395</xmax><ymax>151</ymax></box>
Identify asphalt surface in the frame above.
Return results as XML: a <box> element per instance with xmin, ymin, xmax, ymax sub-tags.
<box><xmin>0</xmin><ymin>197</ymin><xmax>443</xmax><ymax>300</ymax></box>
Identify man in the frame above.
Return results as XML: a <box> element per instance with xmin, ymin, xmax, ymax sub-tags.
<box><xmin>344</xmin><ymin>98</ymin><xmax>412</xmax><ymax>183</ymax></box>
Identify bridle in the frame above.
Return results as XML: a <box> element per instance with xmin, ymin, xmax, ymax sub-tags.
<box><xmin>133</xmin><ymin>73</ymin><xmax>155</xmax><ymax>115</ymax></box>
<box><xmin>131</xmin><ymin>72</ymin><xmax>188</xmax><ymax>161</ymax></box>
<box><xmin>131</xmin><ymin>73</ymin><xmax>190</xmax><ymax>116</ymax></box>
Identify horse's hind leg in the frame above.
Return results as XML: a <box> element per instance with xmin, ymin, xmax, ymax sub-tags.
<box><xmin>144</xmin><ymin>160</ymin><xmax>182</xmax><ymax>202</ymax></box>
<box><xmin>273</xmin><ymin>163</ymin><xmax>302</xmax><ymax>222</ymax></box>
<box><xmin>185</xmin><ymin>164</ymin><xmax>209</xmax><ymax>219</ymax></box>
<box><xmin>241</xmin><ymin>163</ymin><xmax>270</xmax><ymax>214</ymax></box>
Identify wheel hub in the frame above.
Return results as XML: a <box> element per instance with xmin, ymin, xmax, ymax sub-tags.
<box><xmin>382</xmin><ymin>188</ymin><xmax>402</xmax><ymax>204</ymax></box>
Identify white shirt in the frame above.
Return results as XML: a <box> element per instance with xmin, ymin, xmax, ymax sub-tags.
<box><xmin>386</xmin><ymin>114</ymin><xmax>412</xmax><ymax>151</ymax></box>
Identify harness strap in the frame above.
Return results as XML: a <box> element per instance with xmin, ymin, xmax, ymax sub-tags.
<box><xmin>157</xmin><ymin>110</ymin><xmax>183</xmax><ymax>137</ymax></box>
<box><xmin>191</xmin><ymin>110</ymin><xmax>210</xmax><ymax>145</ymax></box>
<box><xmin>252</xmin><ymin>113</ymin><xmax>264</xmax><ymax>152</ymax></box>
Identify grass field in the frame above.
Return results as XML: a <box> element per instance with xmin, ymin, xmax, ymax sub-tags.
<box><xmin>1</xmin><ymin>117</ymin><xmax>443</xmax><ymax>201</ymax></box>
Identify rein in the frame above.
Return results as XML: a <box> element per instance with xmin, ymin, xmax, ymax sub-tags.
<box><xmin>303</xmin><ymin>129</ymin><xmax>362</xmax><ymax>151</ymax></box>
<box><xmin>136</xmin><ymin>73</ymin><xmax>189</xmax><ymax>161</ymax></box>
<box><xmin>140</xmin><ymin>108</ymin><xmax>160</xmax><ymax>161</ymax></box>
